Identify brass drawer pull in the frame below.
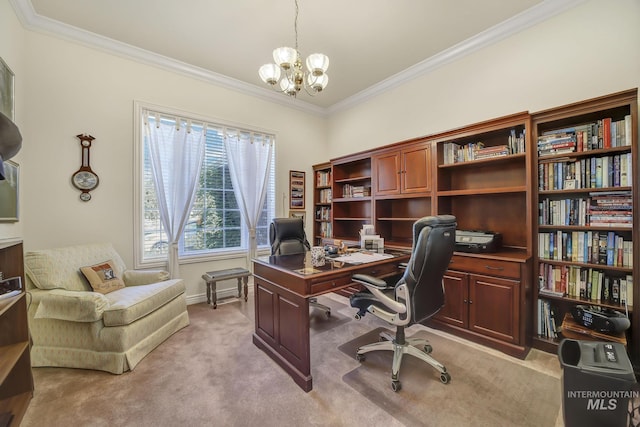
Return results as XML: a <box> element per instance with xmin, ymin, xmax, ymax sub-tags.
<box><xmin>485</xmin><ymin>265</ymin><xmax>504</xmax><ymax>271</ymax></box>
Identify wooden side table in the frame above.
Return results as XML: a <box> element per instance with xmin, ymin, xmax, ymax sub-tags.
<box><xmin>202</xmin><ymin>268</ymin><xmax>251</xmax><ymax>309</ymax></box>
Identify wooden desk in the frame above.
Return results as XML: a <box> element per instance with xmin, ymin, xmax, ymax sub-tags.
<box><xmin>252</xmin><ymin>250</ymin><xmax>410</xmax><ymax>392</ymax></box>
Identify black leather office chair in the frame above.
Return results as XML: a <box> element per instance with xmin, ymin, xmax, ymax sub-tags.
<box><xmin>350</xmin><ymin>215</ymin><xmax>456</xmax><ymax>392</ymax></box>
<box><xmin>269</xmin><ymin>217</ymin><xmax>331</xmax><ymax>318</ymax></box>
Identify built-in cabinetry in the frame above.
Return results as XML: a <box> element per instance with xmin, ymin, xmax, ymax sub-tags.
<box><xmin>531</xmin><ymin>89</ymin><xmax>638</xmax><ymax>362</ymax></box>
<box><xmin>0</xmin><ymin>240</ymin><xmax>33</xmax><ymax>426</ymax></box>
<box><xmin>330</xmin><ymin>154</ymin><xmax>372</xmax><ymax>244</ymax></box>
<box><xmin>429</xmin><ymin>112</ymin><xmax>532</xmax><ymax>358</ymax></box>
<box><xmin>373</xmin><ymin>139</ymin><xmax>433</xmax><ymax>247</ymax></box>
<box><xmin>314</xmin><ymin>89</ymin><xmax>637</xmax><ymax>361</ymax></box>
<box><xmin>312</xmin><ymin>162</ymin><xmax>332</xmax><ymax>246</ymax></box>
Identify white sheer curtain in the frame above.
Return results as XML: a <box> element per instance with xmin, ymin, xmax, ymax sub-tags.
<box><xmin>224</xmin><ymin>130</ymin><xmax>274</xmax><ymax>269</ymax></box>
<box><xmin>144</xmin><ymin>111</ymin><xmax>206</xmax><ymax>278</ymax></box>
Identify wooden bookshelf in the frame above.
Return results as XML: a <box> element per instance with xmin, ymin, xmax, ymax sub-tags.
<box><xmin>318</xmin><ymin>89</ymin><xmax>638</xmax><ymax>361</ymax></box>
<box><xmin>0</xmin><ymin>239</ymin><xmax>33</xmax><ymax>426</ymax></box>
<box><xmin>531</xmin><ymin>89</ymin><xmax>639</xmax><ymax>364</ymax></box>
<box><xmin>429</xmin><ymin>112</ymin><xmax>533</xmax><ymax>359</ymax></box>
<box><xmin>312</xmin><ymin>162</ymin><xmax>332</xmax><ymax>245</ymax></box>
<box><xmin>330</xmin><ymin>154</ymin><xmax>372</xmax><ymax>244</ymax></box>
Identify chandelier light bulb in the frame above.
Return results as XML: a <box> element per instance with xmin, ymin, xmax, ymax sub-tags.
<box><xmin>307</xmin><ymin>73</ymin><xmax>328</xmax><ymax>92</ymax></box>
<box><xmin>273</xmin><ymin>47</ymin><xmax>298</xmax><ymax>70</ymax></box>
<box><xmin>259</xmin><ymin>63</ymin><xmax>281</xmax><ymax>85</ymax></box>
<box><xmin>306</xmin><ymin>53</ymin><xmax>329</xmax><ymax>76</ymax></box>
<box><xmin>279</xmin><ymin>78</ymin><xmax>298</xmax><ymax>96</ymax></box>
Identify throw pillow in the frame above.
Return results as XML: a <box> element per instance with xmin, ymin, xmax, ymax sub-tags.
<box><xmin>80</xmin><ymin>260</ymin><xmax>125</xmax><ymax>294</ymax></box>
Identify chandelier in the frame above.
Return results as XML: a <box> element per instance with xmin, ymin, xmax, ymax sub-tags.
<box><xmin>258</xmin><ymin>0</ymin><xmax>329</xmax><ymax>97</ymax></box>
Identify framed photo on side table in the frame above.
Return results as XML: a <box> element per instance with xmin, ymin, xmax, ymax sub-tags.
<box><xmin>289</xmin><ymin>170</ymin><xmax>305</xmax><ymax>210</ymax></box>
<box><xmin>289</xmin><ymin>210</ymin><xmax>306</xmax><ymax>226</ymax></box>
<box><xmin>0</xmin><ymin>57</ymin><xmax>14</xmax><ymax>120</ymax></box>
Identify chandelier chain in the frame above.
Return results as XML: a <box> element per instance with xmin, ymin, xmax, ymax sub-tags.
<box><xmin>294</xmin><ymin>0</ymin><xmax>299</xmax><ymax>52</ymax></box>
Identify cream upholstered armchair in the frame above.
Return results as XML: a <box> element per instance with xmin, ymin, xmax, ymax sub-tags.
<box><xmin>24</xmin><ymin>242</ymin><xmax>189</xmax><ymax>374</ymax></box>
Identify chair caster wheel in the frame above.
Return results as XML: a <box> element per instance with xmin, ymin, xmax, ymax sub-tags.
<box><xmin>391</xmin><ymin>380</ymin><xmax>401</xmax><ymax>392</ymax></box>
<box><xmin>356</xmin><ymin>353</ymin><xmax>365</xmax><ymax>362</ymax></box>
<box><xmin>424</xmin><ymin>344</ymin><xmax>433</xmax><ymax>354</ymax></box>
<box><xmin>354</xmin><ymin>314</ymin><xmax>361</xmax><ymax>320</ymax></box>
<box><xmin>440</xmin><ymin>372</ymin><xmax>451</xmax><ymax>384</ymax></box>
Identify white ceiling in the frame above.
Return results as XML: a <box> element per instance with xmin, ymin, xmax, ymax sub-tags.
<box><xmin>12</xmin><ymin>0</ymin><xmax>584</xmax><ymax>114</ymax></box>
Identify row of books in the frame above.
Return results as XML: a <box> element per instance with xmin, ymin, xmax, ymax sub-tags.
<box><xmin>538</xmin><ymin>230</ymin><xmax>633</xmax><ymax>267</ymax></box>
<box><xmin>538</xmin><ymin>263</ymin><xmax>633</xmax><ymax>306</ymax></box>
<box><xmin>316</xmin><ymin>170</ymin><xmax>331</xmax><ymax>187</ymax></box>
<box><xmin>538</xmin><ymin>153</ymin><xmax>633</xmax><ymax>191</ymax></box>
<box><xmin>341</xmin><ymin>184</ymin><xmax>369</xmax><ymax>198</ymax></box>
<box><xmin>318</xmin><ymin>188</ymin><xmax>332</xmax><ymax>203</ymax></box>
<box><xmin>319</xmin><ymin>222</ymin><xmax>332</xmax><ymax>238</ymax></box>
<box><xmin>538</xmin><ymin>191</ymin><xmax>632</xmax><ymax>227</ymax></box>
<box><xmin>315</xmin><ymin>206</ymin><xmax>331</xmax><ymax>221</ymax></box>
<box><xmin>537</xmin><ymin>299</ymin><xmax>559</xmax><ymax>339</ymax></box>
<box><xmin>537</xmin><ymin>115</ymin><xmax>632</xmax><ymax>156</ymax></box>
<box><xmin>589</xmin><ymin>191</ymin><xmax>633</xmax><ymax>227</ymax></box>
<box><xmin>442</xmin><ymin>129</ymin><xmax>525</xmax><ymax>164</ymax></box>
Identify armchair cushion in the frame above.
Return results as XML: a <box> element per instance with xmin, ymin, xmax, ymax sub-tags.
<box><xmin>103</xmin><ymin>279</ymin><xmax>185</xmax><ymax>327</ymax></box>
<box><xmin>34</xmin><ymin>289</ymin><xmax>110</xmax><ymax>322</ymax></box>
<box><xmin>123</xmin><ymin>269</ymin><xmax>170</xmax><ymax>286</ymax></box>
<box><xmin>80</xmin><ymin>260</ymin><xmax>126</xmax><ymax>294</ymax></box>
<box><xmin>25</xmin><ymin>243</ymin><xmax>126</xmax><ymax>291</ymax></box>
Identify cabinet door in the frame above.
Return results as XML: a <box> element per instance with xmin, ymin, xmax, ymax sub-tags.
<box><xmin>434</xmin><ymin>270</ymin><xmax>468</xmax><ymax>328</ymax></box>
<box><xmin>469</xmin><ymin>274</ymin><xmax>520</xmax><ymax>344</ymax></box>
<box><xmin>402</xmin><ymin>143</ymin><xmax>431</xmax><ymax>193</ymax></box>
<box><xmin>373</xmin><ymin>151</ymin><xmax>401</xmax><ymax>196</ymax></box>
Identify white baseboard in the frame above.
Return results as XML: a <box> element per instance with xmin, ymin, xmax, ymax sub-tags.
<box><xmin>186</xmin><ymin>285</ymin><xmax>253</xmax><ymax>306</ymax></box>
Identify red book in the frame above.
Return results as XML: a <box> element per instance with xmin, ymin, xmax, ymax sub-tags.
<box><xmin>603</xmin><ymin>118</ymin><xmax>612</xmax><ymax>148</ymax></box>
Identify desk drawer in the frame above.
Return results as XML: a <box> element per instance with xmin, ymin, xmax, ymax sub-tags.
<box><xmin>354</xmin><ymin>261</ymin><xmax>403</xmax><ymax>278</ymax></box>
<box><xmin>310</xmin><ymin>274</ymin><xmax>353</xmax><ymax>294</ymax></box>
<box><xmin>449</xmin><ymin>256</ymin><xmax>520</xmax><ymax>279</ymax></box>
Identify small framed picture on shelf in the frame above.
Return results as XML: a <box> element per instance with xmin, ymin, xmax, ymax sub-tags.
<box><xmin>289</xmin><ymin>210</ymin><xmax>306</xmax><ymax>226</ymax></box>
<box><xmin>289</xmin><ymin>170</ymin><xmax>305</xmax><ymax>210</ymax></box>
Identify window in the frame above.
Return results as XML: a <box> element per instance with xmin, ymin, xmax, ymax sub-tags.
<box><xmin>137</xmin><ymin>105</ymin><xmax>276</xmax><ymax>264</ymax></box>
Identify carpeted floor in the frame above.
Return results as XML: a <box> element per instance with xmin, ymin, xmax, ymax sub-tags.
<box><xmin>21</xmin><ymin>291</ymin><xmax>564</xmax><ymax>427</ymax></box>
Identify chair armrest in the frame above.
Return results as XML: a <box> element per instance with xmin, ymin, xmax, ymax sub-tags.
<box><xmin>352</xmin><ymin>274</ymin><xmax>406</xmax><ymax>315</ymax></box>
<box><xmin>352</xmin><ymin>274</ymin><xmax>388</xmax><ymax>289</ymax></box>
<box><xmin>123</xmin><ymin>269</ymin><xmax>170</xmax><ymax>286</ymax></box>
<box><xmin>32</xmin><ymin>289</ymin><xmax>110</xmax><ymax>322</ymax></box>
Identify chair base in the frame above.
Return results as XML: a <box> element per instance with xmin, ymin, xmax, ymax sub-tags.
<box><xmin>356</xmin><ymin>328</ymin><xmax>450</xmax><ymax>391</ymax></box>
<box><xmin>310</xmin><ymin>297</ymin><xmax>331</xmax><ymax>318</ymax></box>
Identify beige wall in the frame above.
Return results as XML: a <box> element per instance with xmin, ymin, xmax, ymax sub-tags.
<box><xmin>0</xmin><ymin>0</ymin><xmax>25</xmax><ymax>241</ymax></box>
<box><xmin>1</xmin><ymin>0</ymin><xmax>327</xmax><ymax>301</ymax></box>
<box><xmin>326</xmin><ymin>0</ymin><xmax>640</xmax><ymax>158</ymax></box>
<box><xmin>1</xmin><ymin>0</ymin><xmax>638</xmax><ymax>301</ymax></box>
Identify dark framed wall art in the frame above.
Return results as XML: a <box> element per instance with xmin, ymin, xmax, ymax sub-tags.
<box><xmin>289</xmin><ymin>170</ymin><xmax>305</xmax><ymax>210</ymax></box>
<box><xmin>0</xmin><ymin>56</ymin><xmax>14</xmax><ymax>120</ymax></box>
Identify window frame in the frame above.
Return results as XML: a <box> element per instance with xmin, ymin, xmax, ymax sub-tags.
<box><xmin>133</xmin><ymin>101</ymin><xmax>276</xmax><ymax>268</ymax></box>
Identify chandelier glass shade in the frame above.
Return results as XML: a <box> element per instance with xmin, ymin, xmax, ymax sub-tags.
<box><xmin>258</xmin><ymin>0</ymin><xmax>329</xmax><ymax>97</ymax></box>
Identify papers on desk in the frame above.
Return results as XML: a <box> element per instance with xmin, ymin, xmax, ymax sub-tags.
<box><xmin>331</xmin><ymin>251</ymin><xmax>394</xmax><ymax>264</ymax></box>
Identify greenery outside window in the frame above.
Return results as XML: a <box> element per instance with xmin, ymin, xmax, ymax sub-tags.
<box><xmin>136</xmin><ymin>104</ymin><xmax>275</xmax><ymax>264</ymax></box>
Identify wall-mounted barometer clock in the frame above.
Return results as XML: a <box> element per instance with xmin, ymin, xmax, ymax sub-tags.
<box><xmin>72</xmin><ymin>134</ymin><xmax>99</xmax><ymax>201</ymax></box>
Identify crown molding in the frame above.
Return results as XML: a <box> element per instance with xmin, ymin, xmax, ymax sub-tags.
<box><xmin>327</xmin><ymin>0</ymin><xmax>586</xmax><ymax>115</ymax></box>
<box><xmin>10</xmin><ymin>0</ymin><xmax>585</xmax><ymax>117</ymax></box>
<box><xmin>8</xmin><ymin>0</ymin><xmax>328</xmax><ymax>117</ymax></box>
